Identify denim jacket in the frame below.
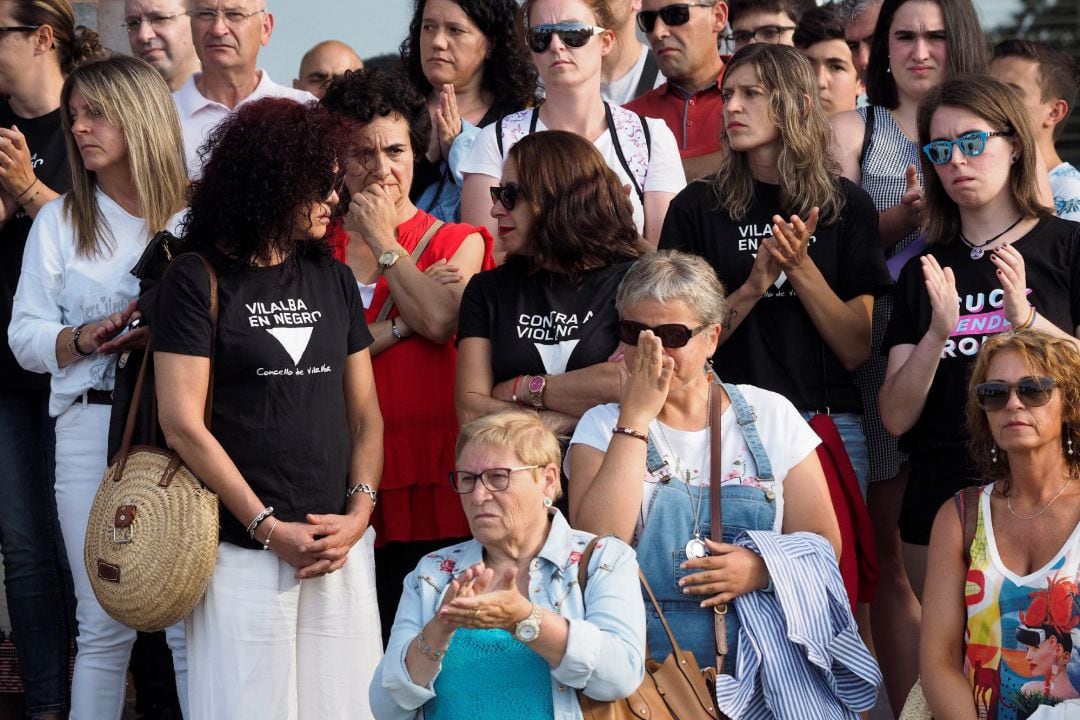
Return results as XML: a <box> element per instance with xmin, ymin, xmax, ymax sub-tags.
<box><xmin>369</xmin><ymin>511</ymin><xmax>646</xmax><ymax>719</ymax></box>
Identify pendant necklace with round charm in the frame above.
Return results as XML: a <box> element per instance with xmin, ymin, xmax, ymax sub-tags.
<box><xmin>656</xmin><ymin>383</ymin><xmax>713</xmax><ymax>560</ymax></box>
<box><xmin>959</xmin><ymin>216</ymin><xmax>1023</xmax><ymax>260</ymax></box>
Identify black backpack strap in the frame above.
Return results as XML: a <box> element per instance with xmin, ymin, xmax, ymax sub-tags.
<box><xmin>632</xmin><ymin>49</ymin><xmax>660</xmax><ymax>100</ymax></box>
<box><xmin>859</xmin><ymin>104</ymin><xmax>875</xmax><ymax>169</ymax></box>
<box><xmin>604</xmin><ymin>101</ymin><xmax>646</xmax><ymax>203</ymax></box>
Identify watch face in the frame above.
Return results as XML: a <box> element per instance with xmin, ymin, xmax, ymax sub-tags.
<box><xmin>516</xmin><ymin>621</ymin><xmax>540</xmax><ymax>642</ymax></box>
<box><xmin>379</xmin><ymin>251</ymin><xmax>398</xmax><ymax>266</ymax></box>
<box><xmin>528</xmin><ymin>376</ymin><xmax>545</xmax><ymax>393</ymax></box>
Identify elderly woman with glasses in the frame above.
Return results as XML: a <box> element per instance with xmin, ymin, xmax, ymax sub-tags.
<box><xmin>879</xmin><ymin>75</ymin><xmax>1080</xmax><ymax>599</ymax></box>
<box><xmin>370</xmin><ymin>410</ymin><xmax>645</xmax><ymax>720</ymax></box>
<box><xmin>920</xmin><ymin>330</ymin><xmax>1080</xmax><ymax>719</ymax></box>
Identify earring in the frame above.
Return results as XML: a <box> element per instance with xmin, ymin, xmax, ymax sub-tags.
<box><xmin>704</xmin><ymin>359</ymin><xmax>716</xmax><ymax>382</ymax></box>
<box><xmin>543</xmin><ymin>497</ymin><xmax>553</xmax><ymax>509</ymax></box>
<box><xmin>1069</xmin><ymin>435</ymin><xmax>1074</xmax><ymax>456</ymax></box>
<box><xmin>991</xmin><ymin>445</ymin><xmax>998</xmax><ymax>463</ymax></box>
<box><xmin>1011</xmin><ymin>155</ymin><xmax>1019</xmax><ymax>163</ymax></box>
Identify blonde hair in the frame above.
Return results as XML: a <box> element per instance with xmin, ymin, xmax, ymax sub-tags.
<box><xmin>60</xmin><ymin>56</ymin><xmax>188</xmax><ymax>258</ymax></box>
<box><xmin>456</xmin><ymin>411</ymin><xmax>563</xmax><ymax>498</ymax></box>
<box><xmin>709</xmin><ymin>43</ymin><xmax>845</xmax><ymax>224</ymax></box>
<box><xmin>617</xmin><ymin>250</ymin><xmax>730</xmax><ymax>325</ymax></box>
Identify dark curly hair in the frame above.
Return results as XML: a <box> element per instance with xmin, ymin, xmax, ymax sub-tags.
<box><xmin>400</xmin><ymin>0</ymin><xmax>538</xmax><ymax>117</ymax></box>
<box><xmin>506</xmin><ymin>131</ymin><xmax>642</xmax><ymax>277</ymax></box>
<box><xmin>321</xmin><ymin>68</ymin><xmax>431</xmax><ymax>158</ymax></box>
<box><xmin>182</xmin><ymin>98</ymin><xmax>351</xmax><ymax>272</ymax></box>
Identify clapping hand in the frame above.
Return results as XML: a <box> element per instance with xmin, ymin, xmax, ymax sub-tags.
<box><xmin>920</xmin><ymin>255</ymin><xmax>959</xmax><ymax>344</ymax></box>
<box><xmin>762</xmin><ymin>207</ymin><xmax>820</xmax><ymax>272</ymax></box>
<box><xmin>440</xmin><ymin>563</ymin><xmax>532</xmax><ymax>631</ymax></box>
<box><xmin>990</xmin><ymin>244</ymin><xmax>1031</xmax><ymax>327</ymax></box>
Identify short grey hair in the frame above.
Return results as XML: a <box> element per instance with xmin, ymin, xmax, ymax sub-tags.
<box><xmin>616</xmin><ymin>251</ymin><xmax>730</xmax><ymax>325</ymax></box>
<box><xmin>837</xmin><ymin>0</ymin><xmax>882</xmax><ymax>23</ymax></box>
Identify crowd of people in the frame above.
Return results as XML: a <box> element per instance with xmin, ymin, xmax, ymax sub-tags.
<box><xmin>1</xmin><ymin>0</ymin><xmax>1079</xmax><ymax>718</ymax></box>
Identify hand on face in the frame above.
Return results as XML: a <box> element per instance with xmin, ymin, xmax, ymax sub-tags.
<box><xmin>618</xmin><ymin>329</ymin><xmax>673</xmax><ymax>430</ymax></box>
<box><xmin>345</xmin><ymin>182</ymin><xmax>400</xmax><ymax>253</ymax></box>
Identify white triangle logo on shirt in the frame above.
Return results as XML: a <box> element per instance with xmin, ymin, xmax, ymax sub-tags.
<box><xmin>534</xmin><ymin>340</ymin><xmax>580</xmax><ymax>375</ymax></box>
<box><xmin>266</xmin><ymin>327</ymin><xmax>313</xmax><ymax>366</ymax></box>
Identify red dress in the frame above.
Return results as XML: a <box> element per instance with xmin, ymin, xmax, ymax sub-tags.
<box><xmin>363</xmin><ymin>210</ymin><xmax>495</xmax><ymax>546</ymax></box>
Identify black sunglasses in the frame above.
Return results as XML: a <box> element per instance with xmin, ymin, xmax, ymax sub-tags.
<box><xmin>526</xmin><ymin>22</ymin><xmax>605</xmax><ymax>53</ymax></box>
<box><xmin>636</xmin><ymin>3</ymin><xmax>713</xmax><ymax>34</ymax></box>
<box><xmin>0</xmin><ymin>24</ymin><xmax>41</xmax><ymax>34</ymax></box>
<box><xmin>321</xmin><ymin>169</ymin><xmax>346</xmax><ymax>201</ymax></box>
<box><xmin>974</xmin><ymin>376</ymin><xmax>1055</xmax><ymax>412</ymax></box>
<box><xmin>618</xmin><ymin>320</ymin><xmax>708</xmax><ymax>349</ymax></box>
<box><xmin>490</xmin><ymin>183</ymin><xmax>523</xmax><ymax>211</ymax></box>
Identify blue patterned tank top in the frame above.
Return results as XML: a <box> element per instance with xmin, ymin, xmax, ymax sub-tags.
<box><xmin>425</xmin><ymin>628</ymin><xmax>555</xmax><ymax>719</ymax></box>
<box><xmin>858</xmin><ymin>105</ymin><xmax>923</xmax><ymax>258</ymax></box>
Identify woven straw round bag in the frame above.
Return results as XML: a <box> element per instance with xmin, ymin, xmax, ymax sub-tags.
<box><xmin>84</xmin><ymin>447</ymin><xmax>219</xmax><ymax>631</ymax></box>
<box><xmin>84</xmin><ymin>252</ymin><xmax>221</xmax><ymax>632</ymax></box>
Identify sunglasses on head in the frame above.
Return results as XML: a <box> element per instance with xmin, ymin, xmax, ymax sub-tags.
<box><xmin>617</xmin><ymin>320</ymin><xmax>707</xmax><ymax>349</ymax></box>
<box><xmin>636</xmin><ymin>2</ymin><xmax>714</xmax><ymax>34</ymax></box>
<box><xmin>526</xmin><ymin>21</ymin><xmax>606</xmax><ymax>53</ymax></box>
<box><xmin>974</xmin><ymin>376</ymin><xmax>1054</xmax><ymax>412</ymax></box>
<box><xmin>490</xmin><ymin>183</ymin><xmax>523</xmax><ymax>211</ymax></box>
<box><xmin>922</xmin><ymin>130</ymin><xmax>1013</xmax><ymax>165</ymax></box>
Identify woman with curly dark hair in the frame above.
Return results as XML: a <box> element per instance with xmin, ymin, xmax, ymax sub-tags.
<box><xmin>321</xmin><ymin>67</ymin><xmax>495</xmax><ymax>641</ymax></box>
<box><xmin>151</xmin><ymin>97</ymin><xmax>385</xmax><ymax>716</ymax></box>
<box><xmin>400</xmin><ymin>0</ymin><xmax>538</xmax><ymax>222</ymax></box>
<box><xmin>456</xmin><ymin>130</ymin><xmax>643</xmax><ymax>462</ymax></box>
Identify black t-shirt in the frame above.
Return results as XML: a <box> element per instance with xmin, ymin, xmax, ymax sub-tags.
<box><xmin>883</xmin><ymin>216</ymin><xmax>1080</xmax><ymax>455</ymax></box>
<box><xmin>659</xmin><ymin>178</ymin><xmax>892</xmax><ymax>413</ymax></box>
<box><xmin>152</xmin><ymin>251</ymin><xmax>374</xmax><ymax>549</ymax></box>
<box><xmin>457</xmin><ymin>261</ymin><xmax>631</xmax><ymax>383</ymax></box>
<box><xmin>0</xmin><ymin>102</ymin><xmax>72</xmax><ymax>392</ymax></box>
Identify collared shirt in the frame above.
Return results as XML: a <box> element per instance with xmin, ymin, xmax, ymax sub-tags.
<box><xmin>716</xmin><ymin>531</ymin><xmax>882</xmax><ymax>720</ymax></box>
<box><xmin>369</xmin><ymin>511</ymin><xmax>646</xmax><ymax>720</ymax></box>
<box><xmin>625</xmin><ymin>67</ymin><xmax>726</xmax><ymax>159</ymax></box>
<box><xmin>172</xmin><ymin>69</ymin><xmax>314</xmax><ymax>177</ymax></box>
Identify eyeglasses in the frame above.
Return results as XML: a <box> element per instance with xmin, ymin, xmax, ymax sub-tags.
<box><xmin>974</xmin><ymin>376</ymin><xmax>1055</xmax><ymax>412</ymax></box>
<box><xmin>448</xmin><ymin>466</ymin><xmax>541</xmax><ymax>494</ymax></box>
<box><xmin>726</xmin><ymin>24</ymin><xmax>796</xmax><ymax>45</ymax></box>
<box><xmin>617</xmin><ymin>320</ymin><xmax>708</xmax><ymax>349</ymax></box>
<box><xmin>922</xmin><ymin>130</ymin><xmax>1014</xmax><ymax>165</ymax></box>
<box><xmin>187</xmin><ymin>7</ymin><xmax>266</xmax><ymax>26</ymax></box>
<box><xmin>0</xmin><ymin>24</ymin><xmax>40</xmax><ymax>34</ymax></box>
<box><xmin>525</xmin><ymin>22</ymin><xmax>606</xmax><ymax>53</ymax></box>
<box><xmin>321</xmin><ymin>169</ymin><xmax>346</xmax><ymax>202</ymax></box>
<box><xmin>121</xmin><ymin>14</ymin><xmax>180</xmax><ymax>32</ymax></box>
<box><xmin>636</xmin><ymin>3</ymin><xmax>714</xmax><ymax>34</ymax></box>
<box><xmin>490</xmin><ymin>183</ymin><xmax>523</xmax><ymax>211</ymax></box>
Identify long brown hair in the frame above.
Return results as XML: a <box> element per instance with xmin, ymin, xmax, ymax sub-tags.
<box><xmin>709</xmin><ymin>43</ymin><xmax>845</xmax><ymax>224</ymax></box>
<box><xmin>966</xmin><ymin>330</ymin><xmax>1080</xmax><ymax>492</ymax></box>
<box><xmin>917</xmin><ymin>75</ymin><xmax>1052</xmax><ymax>247</ymax></box>
<box><xmin>506</xmin><ymin>130</ymin><xmax>641</xmax><ymax>276</ymax></box>
<box><xmin>60</xmin><ymin>56</ymin><xmax>188</xmax><ymax>258</ymax></box>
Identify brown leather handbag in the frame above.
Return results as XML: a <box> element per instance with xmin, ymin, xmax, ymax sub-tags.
<box><xmin>576</xmin><ymin>376</ymin><xmax>731</xmax><ymax>719</ymax></box>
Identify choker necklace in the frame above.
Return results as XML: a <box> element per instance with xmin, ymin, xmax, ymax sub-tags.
<box><xmin>655</xmin><ymin>383</ymin><xmax>713</xmax><ymax>560</ymax></box>
<box><xmin>1006</xmin><ymin>474</ymin><xmax>1075</xmax><ymax>520</ymax></box>
<box><xmin>959</xmin><ymin>216</ymin><xmax>1023</xmax><ymax>260</ymax></box>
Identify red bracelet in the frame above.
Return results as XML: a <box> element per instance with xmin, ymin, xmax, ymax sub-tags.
<box><xmin>612</xmin><ymin>426</ymin><xmax>648</xmax><ymax>442</ymax></box>
<box><xmin>511</xmin><ymin>375</ymin><xmax>525</xmax><ymax>404</ymax></box>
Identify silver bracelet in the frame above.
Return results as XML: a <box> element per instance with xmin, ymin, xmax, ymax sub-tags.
<box><xmin>416</xmin><ymin>630</ymin><xmax>447</xmax><ymax>662</ymax></box>
<box><xmin>346</xmin><ymin>482</ymin><xmax>378</xmax><ymax>506</ymax></box>
<box><xmin>261</xmin><ymin>519</ymin><xmax>279</xmax><ymax>551</ymax></box>
<box><xmin>246</xmin><ymin>506</ymin><xmax>274</xmax><ymax>539</ymax></box>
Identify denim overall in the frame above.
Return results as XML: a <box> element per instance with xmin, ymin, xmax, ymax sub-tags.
<box><xmin>636</xmin><ymin>383</ymin><xmax>776</xmax><ymax>672</ymax></box>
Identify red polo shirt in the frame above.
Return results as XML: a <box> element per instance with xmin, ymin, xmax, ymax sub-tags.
<box><xmin>625</xmin><ymin>66</ymin><xmax>727</xmax><ymax>159</ymax></box>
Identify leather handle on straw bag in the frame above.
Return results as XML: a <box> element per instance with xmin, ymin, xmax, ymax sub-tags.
<box><xmin>112</xmin><ymin>252</ymin><xmax>220</xmax><ymax>478</ymax></box>
<box><xmin>709</xmin><ymin>375</ymin><xmax>728</xmax><ymax>672</ymax></box>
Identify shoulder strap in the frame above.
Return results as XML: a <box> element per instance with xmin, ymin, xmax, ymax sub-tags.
<box><xmin>496</xmin><ymin>114</ymin><xmax>505</xmax><ymax>157</ymax></box>
<box><xmin>709</xmin><ymin>375</ymin><xmax>728</xmax><ymax>671</ymax></box>
<box><xmin>632</xmin><ymin>50</ymin><xmax>660</xmax><ymax>101</ymax></box>
<box><xmin>954</xmin><ymin>485</ymin><xmax>982</xmax><ymax>566</ymax></box>
<box><xmin>604</xmin><ymin>102</ymin><xmax>646</xmax><ymax>203</ymax></box>
<box><xmin>859</xmin><ymin>104</ymin><xmax>875</xmax><ymax>169</ymax></box>
<box><xmin>375</xmin><ymin>219</ymin><xmax>444</xmax><ymax>323</ymax></box>
<box><xmin>721</xmin><ymin>382</ymin><xmax>773</xmax><ymax>480</ymax></box>
<box><xmin>577</xmin><ymin>535</ymin><xmax>602</xmax><ymax>591</ymax></box>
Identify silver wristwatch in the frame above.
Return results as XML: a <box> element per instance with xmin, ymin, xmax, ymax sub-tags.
<box><xmin>514</xmin><ymin>603</ymin><xmax>543</xmax><ymax>644</ymax></box>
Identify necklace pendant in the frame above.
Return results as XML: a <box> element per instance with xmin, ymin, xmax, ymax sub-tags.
<box><xmin>970</xmin><ymin>246</ymin><xmax>984</xmax><ymax>260</ymax></box>
<box><xmin>685</xmin><ymin>536</ymin><xmax>708</xmax><ymax>559</ymax></box>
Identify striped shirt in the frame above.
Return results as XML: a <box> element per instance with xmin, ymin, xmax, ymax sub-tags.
<box><xmin>715</xmin><ymin>531</ymin><xmax>882</xmax><ymax>719</ymax></box>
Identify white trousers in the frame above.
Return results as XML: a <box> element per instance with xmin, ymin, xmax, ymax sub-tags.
<box><xmin>54</xmin><ymin>401</ymin><xmax>188</xmax><ymax>720</ymax></box>
<box><xmin>187</xmin><ymin>529</ymin><xmax>383</xmax><ymax>719</ymax></box>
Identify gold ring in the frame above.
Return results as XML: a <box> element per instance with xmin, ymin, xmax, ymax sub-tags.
<box><xmin>472</xmin><ymin>607</ymin><xmax>481</xmax><ymax>618</ymax></box>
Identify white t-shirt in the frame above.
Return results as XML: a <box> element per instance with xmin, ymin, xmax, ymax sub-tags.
<box><xmin>1050</xmin><ymin>162</ymin><xmax>1080</xmax><ymax>222</ymax></box>
<box><xmin>601</xmin><ymin>43</ymin><xmax>666</xmax><ymax>106</ymax></box>
<box><xmin>8</xmin><ymin>191</ymin><xmax>184</xmax><ymax>416</ymax></box>
<box><xmin>459</xmin><ymin>108</ymin><xmax>686</xmax><ymax>233</ymax></box>
<box><xmin>173</xmin><ymin>69</ymin><xmax>315</xmax><ymax>178</ymax></box>
<box><xmin>568</xmin><ymin>384</ymin><xmax>820</xmax><ymax>536</ymax></box>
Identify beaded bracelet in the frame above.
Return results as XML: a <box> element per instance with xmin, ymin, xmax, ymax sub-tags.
<box><xmin>416</xmin><ymin>630</ymin><xmax>447</xmax><ymax>662</ymax></box>
<box><xmin>612</xmin><ymin>426</ymin><xmax>648</xmax><ymax>443</ymax></box>
<box><xmin>246</xmin><ymin>506</ymin><xmax>274</xmax><ymax>539</ymax></box>
<box><xmin>260</xmin><ymin>518</ymin><xmax>279</xmax><ymax>551</ymax></box>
